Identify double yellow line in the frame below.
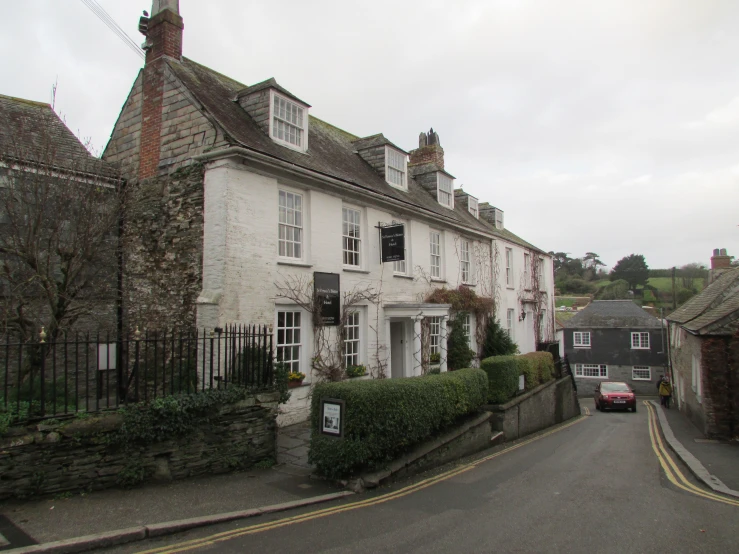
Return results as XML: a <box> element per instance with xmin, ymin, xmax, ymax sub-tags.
<box><xmin>139</xmin><ymin>415</ymin><xmax>587</xmax><ymax>554</ymax></box>
<box><xmin>645</xmin><ymin>401</ymin><xmax>739</xmax><ymax>508</ymax></box>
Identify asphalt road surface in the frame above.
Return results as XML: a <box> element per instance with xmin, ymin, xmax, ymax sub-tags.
<box><xmin>111</xmin><ymin>400</ymin><xmax>739</xmax><ymax>554</ymax></box>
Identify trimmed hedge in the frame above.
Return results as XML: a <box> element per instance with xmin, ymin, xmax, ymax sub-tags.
<box><xmin>481</xmin><ymin>352</ymin><xmax>555</xmax><ymax>404</ymax></box>
<box><xmin>480</xmin><ymin>356</ymin><xmax>519</xmax><ymax>403</ymax></box>
<box><xmin>308</xmin><ymin>368</ymin><xmax>488</xmax><ymax>479</ymax></box>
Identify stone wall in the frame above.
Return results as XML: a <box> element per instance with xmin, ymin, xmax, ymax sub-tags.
<box><xmin>0</xmin><ymin>391</ymin><xmax>279</xmax><ymax>500</ymax></box>
<box><xmin>487</xmin><ymin>376</ymin><xmax>580</xmax><ymax>441</ymax></box>
<box><xmin>122</xmin><ymin>164</ymin><xmax>205</xmax><ymax>331</ymax></box>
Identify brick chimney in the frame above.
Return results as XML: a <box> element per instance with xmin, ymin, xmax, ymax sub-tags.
<box><xmin>138</xmin><ymin>0</ymin><xmax>184</xmax><ymax>180</ymax></box>
<box><xmin>709</xmin><ymin>248</ymin><xmax>733</xmax><ymax>283</ymax></box>
<box><xmin>409</xmin><ymin>128</ymin><xmax>444</xmax><ymax>169</ymax></box>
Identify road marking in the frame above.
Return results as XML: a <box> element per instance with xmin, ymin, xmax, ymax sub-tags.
<box><xmin>583</xmin><ymin>406</ymin><xmax>590</xmax><ymax>416</ymax></box>
<box><xmin>0</xmin><ymin>532</ymin><xmax>10</xmax><ymax>547</ymax></box>
<box><xmin>645</xmin><ymin>401</ymin><xmax>739</xmax><ymax>508</ymax></box>
<box><xmin>138</xmin><ymin>415</ymin><xmax>588</xmax><ymax>554</ymax></box>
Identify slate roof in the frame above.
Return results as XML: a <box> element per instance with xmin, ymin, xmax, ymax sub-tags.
<box><xmin>666</xmin><ymin>268</ymin><xmax>739</xmax><ymax>336</ymax></box>
<box><xmin>562</xmin><ymin>300</ymin><xmax>662</xmax><ymax>329</ymax></box>
<box><xmin>0</xmin><ymin>94</ymin><xmax>118</xmax><ymax>179</ymax></box>
<box><xmin>166</xmin><ymin>57</ymin><xmax>546</xmax><ymax>247</ymax></box>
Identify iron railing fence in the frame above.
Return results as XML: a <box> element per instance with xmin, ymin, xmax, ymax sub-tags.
<box><xmin>0</xmin><ymin>324</ymin><xmax>274</xmax><ymax>423</ymax></box>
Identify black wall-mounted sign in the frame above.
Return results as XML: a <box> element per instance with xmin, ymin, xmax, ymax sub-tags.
<box><xmin>314</xmin><ymin>272</ymin><xmax>340</xmax><ymax>326</ymax></box>
<box><xmin>380</xmin><ymin>224</ymin><xmax>405</xmax><ymax>263</ymax></box>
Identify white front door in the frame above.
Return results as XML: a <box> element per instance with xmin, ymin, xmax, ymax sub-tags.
<box><xmin>390</xmin><ymin>321</ymin><xmax>406</xmax><ymax>379</ymax></box>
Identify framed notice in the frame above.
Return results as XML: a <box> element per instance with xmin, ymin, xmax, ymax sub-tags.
<box><xmin>320</xmin><ymin>398</ymin><xmax>345</xmax><ymax>438</ymax></box>
<box><xmin>380</xmin><ymin>224</ymin><xmax>405</xmax><ymax>263</ymax></box>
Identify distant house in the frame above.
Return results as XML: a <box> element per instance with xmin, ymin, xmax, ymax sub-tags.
<box><xmin>563</xmin><ymin>300</ymin><xmax>668</xmax><ymax>395</ymax></box>
<box><xmin>666</xmin><ymin>249</ymin><xmax>738</xmax><ymax>439</ymax></box>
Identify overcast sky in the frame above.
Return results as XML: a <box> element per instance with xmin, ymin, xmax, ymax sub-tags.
<box><xmin>1</xmin><ymin>0</ymin><xmax>737</xmax><ymax>270</ymax></box>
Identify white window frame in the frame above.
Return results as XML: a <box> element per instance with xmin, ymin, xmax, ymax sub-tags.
<box><xmin>538</xmin><ymin>258</ymin><xmax>545</xmax><ymax>289</ymax></box>
<box><xmin>429</xmin><ymin>316</ymin><xmax>441</xmax><ymax>355</ymax></box>
<box><xmin>468</xmin><ymin>197</ymin><xmax>479</xmax><ymax>218</ymax></box>
<box><xmin>539</xmin><ymin>310</ymin><xmax>546</xmax><ymax>338</ymax></box>
<box><xmin>278</xmin><ymin>189</ymin><xmax>303</xmax><ymax>260</ymax></box>
<box><xmin>342</xmin><ymin>206</ymin><xmax>361</xmax><ymax>268</ymax></box>
<box><xmin>462</xmin><ymin>313</ymin><xmax>472</xmax><ymax>347</ymax></box>
<box><xmin>632</xmin><ymin>366</ymin><xmax>651</xmax><ymax>381</ymax></box>
<box><xmin>269</xmin><ymin>90</ymin><xmax>309</xmax><ymax>153</ymax></box>
<box><xmin>505</xmin><ymin>248</ymin><xmax>513</xmax><ymax>287</ymax></box>
<box><xmin>276</xmin><ymin>309</ymin><xmax>303</xmax><ymax>377</ymax></box>
<box><xmin>524</xmin><ymin>252</ymin><xmax>531</xmax><ymax>289</ymax></box>
<box><xmin>573</xmin><ymin>331</ymin><xmax>591</xmax><ymax>348</ymax></box>
<box><xmin>692</xmin><ymin>354</ymin><xmax>702</xmax><ymax>402</ymax></box>
<box><xmin>430</xmin><ymin>230</ymin><xmax>442</xmax><ymax>279</ymax></box>
<box><xmin>343</xmin><ymin>311</ymin><xmax>361</xmax><ymax>368</ymax></box>
<box><xmin>385</xmin><ymin>147</ymin><xmax>407</xmax><ymax>190</ymax></box>
<box><xmin>437</xmin><ymin>173</ymin><xmax>454</xmax><ymax>208</ymax></box>
<box><xmin>393</xmin><ymin>222</ymin><xmax>409</xmax><ymax>275</ymax></box>
<box><xmin>575</xmin><ymin>364</ymin><xmax>608</xmax><ymax>379</ymax></box>
<box><xmin>631</xmin><ymin>332</ymin><xmax>650</xmax><ymax>349</ymax></box>
<box><xmin>460</xmin><ymin>239</ymin><xmax>471</xmax><ymax>284</ymax></box>
<box><xmin>507</xmin><ymin>309</ymin><xmax>514</xmax><ymax>338</ymax></box>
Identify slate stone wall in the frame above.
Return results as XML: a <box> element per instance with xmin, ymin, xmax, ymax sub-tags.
<box><xmin>121</xmin><ymin>164</ymin><xmax>205</xmax><ymax>331</ymax></box>
<box><xmin>0</xmin><ymin>391</ymin><xmax>279</xmax><ymax>500</ymax></box>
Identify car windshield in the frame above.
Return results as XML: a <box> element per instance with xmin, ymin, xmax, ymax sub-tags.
<box><xmin>602</xmin><ymin>383</ymin><xmax>631</xmax><ymax>392</ymax></box>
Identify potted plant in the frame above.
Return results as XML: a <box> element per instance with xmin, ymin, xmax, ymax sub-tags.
<box><xmin>346</xmin><ymin>365</ymin><xmax>366</xmax><ymax>378</ymax></box>
<box><xmin>429</xmin><ymin>352</ymin><xmax>441</xmax><ymax>374</ymax></box>
<box><xmin>287</xmin><ymin>371</ymin><xmax>306</xmax><ymax>388</ymax></box>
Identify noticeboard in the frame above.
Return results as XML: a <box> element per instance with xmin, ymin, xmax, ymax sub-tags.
<box><xmin>380</xmin><ymin>224</ymin><xmax>405</xmax><ymax>263</ymax></box>
<box><xmin>320</xmin><ymin>398</ymin><xmax>345</xmax><ymax>438</ymax></box>
<box><xmin>314</xmin><ymin>272</ymin><xmax>340</xmax><ymax>326</ymax></box>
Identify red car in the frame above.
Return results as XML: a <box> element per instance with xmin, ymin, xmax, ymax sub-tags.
<box><xmin>594</xmin><ymin>381</ymin><xmax>637</xmax><ymax>412</ymax></box>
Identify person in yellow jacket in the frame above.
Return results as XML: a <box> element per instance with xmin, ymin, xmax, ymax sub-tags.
<box><xmin>658</xmin><ymin>376</ymin><xmax>673</xmax><ymax>409</ymax></box>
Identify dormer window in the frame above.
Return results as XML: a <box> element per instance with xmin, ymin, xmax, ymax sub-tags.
<box><xmin>270</xmin><ymin>91</ymin><xmax>308</xmax><ymax>152</ymax></box>
<box><xmin>386</xmin><ymin>147</ymin><xmax>407</xmax><ymax>190</ymax></box>
<box><xmin>468</xmin><ymin>197</ymin><xmax>479</xmax><ymax>218</ymax></box>
<box><xmin>437</xmin><ymin>173</ymin><xmax>454</xmax><ymax>208</ymax></box>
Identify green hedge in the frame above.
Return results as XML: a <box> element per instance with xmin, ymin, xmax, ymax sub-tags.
<box><xmin>480</xmin><ymin>355</ymin><xmax>519</xmax><ymax>403</ymax></box>
<box><xmin>481</xmin><ymin>352</ymin><xmax>555</xmax><ymax>404</ymax></box>
<box><xmin>308</xmin><ymin>368</ymin><xmax>488</xmax><ymax>479</ymax></box>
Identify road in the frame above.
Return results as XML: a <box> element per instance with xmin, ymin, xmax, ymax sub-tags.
<box><xmin>110</xmin><ymin>400</ymin><xmax>739</xmax><ymax>554</ymax></box>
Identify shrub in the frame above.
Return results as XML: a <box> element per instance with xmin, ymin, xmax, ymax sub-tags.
<box><xmin>308</xmin><ymin>368</ymin><xmax>487</xmax><ymax>479</ymax></box>
<box><xmin>517</xmin><ymin>356</ymin><xmax>538</xmax><ymax>389</ymax></box>
<box><xmin>447</xmin><ymin>313</ymin><xmax>475</xmax><ymax>370</ymax></box>
<box><xmin>521</xmin><ymin>352</ymin><xmax>555</xmax><ymax>386</ymax></box>
<box><xmin>480</xmin><ymin>355</ymin><xmax>519</xmax><ymax>404</ymax></box>
<box><xmin>481</xmin><ymin>318</ymin><xmax>518</xmax><ymax>358</ymax></box>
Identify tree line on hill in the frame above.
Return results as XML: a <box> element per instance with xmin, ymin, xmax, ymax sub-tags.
<box><xmin>549</xmin><ymin>251</ymin><xmax>709</xmax><ymax>307</ymax></box>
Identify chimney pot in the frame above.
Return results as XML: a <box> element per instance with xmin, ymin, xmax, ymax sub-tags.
<box><xmin>720</xmin><ymin>248</ymin><xmax>727</xmax><ymax>256</ymax></box>
<box><xmin>713</xmin><ymin>248</ymin><xmax>720</xmax><ymax>256</ymax></box>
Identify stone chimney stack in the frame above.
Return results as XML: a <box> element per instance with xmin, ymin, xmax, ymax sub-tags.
<box><xmin>138</xmin><ymin>0</ymin><xmax>184</xmax><ymax>180</ymax></box>
<box><xmin>709</xmin><ymin>248</ymin><xmax>733</xmax><ymax>283</ymax></box>
<box><xmin>409</xmin><ymin>128</ymin><xmax>445</xmax><ymax>169</ymax></box>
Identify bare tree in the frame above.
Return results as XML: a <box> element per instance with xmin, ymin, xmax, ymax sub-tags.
<box><xmin>0</xmin><ymin>99</ymin><xmax>122</xmax><ymax>344</ymax></box>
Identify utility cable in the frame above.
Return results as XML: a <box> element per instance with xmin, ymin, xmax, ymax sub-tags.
<box><xmin>79</xmin><ymin>0</ymin><xmax>145</xmax><ymax>60</ymax></box>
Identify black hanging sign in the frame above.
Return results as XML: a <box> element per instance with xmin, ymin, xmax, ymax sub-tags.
<box><xmin>314</xmin><ymin>272</ymin><xmax>340</xmax><ymax>326</ymax></box>
<box><xmin>380</xmin><ymin>224</ymin><xmax>405</xmax><ymax>263</ymax></box>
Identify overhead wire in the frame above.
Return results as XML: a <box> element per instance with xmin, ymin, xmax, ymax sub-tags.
<box><xmin>79</xmin><ymin>0</ymin><xmax>145</xmax><ymax>60</ymax></box>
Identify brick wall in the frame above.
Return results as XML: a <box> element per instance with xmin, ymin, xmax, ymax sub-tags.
<box><xmin>0</xmin><ymin>391</ymin><xmax>279</xmax><ymax>500</ymax></box>
<box><xmin>409</xmin><ymin>143</ymin><xmax>445</xmax><ymax>169</ymax></box>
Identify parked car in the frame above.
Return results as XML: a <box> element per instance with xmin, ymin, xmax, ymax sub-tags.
<box><xmin>594</xmin><ymin>381</ymin><xmax>637</xmax><ymax>412</ymax></box>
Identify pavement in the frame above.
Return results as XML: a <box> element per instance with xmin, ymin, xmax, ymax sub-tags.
<box><xmin>0</xmin><ymin>421</ymin><xmax>354</xmax><ymax>553</ymax></box>
<box><xmin>653</xmin><ymin>400</ymin><xmax>739</xmax><ymax>497</ymax></box>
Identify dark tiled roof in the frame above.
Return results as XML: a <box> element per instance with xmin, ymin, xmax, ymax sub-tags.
<box><xmin>352</xmin><ymin>133</ymin><xmax>407</xmax><ymax>154</ymax></box>
<box><xmin>666</xmin><ymin>268</ymin><xmax>739</xmax><ymax>335</ymax></box>
<box><xmin>166</xmin><ymin>58</ymin><xmax>521</xmax><ymax>237</ymax></box>
<box><xmin>0</xmin><ymin>94</ymin><xmax>117</xmax><ymax>179</ymax></box>
<box><xmin>235</xmin><ymin>78</ymin><xmax>311</xmax><ymax>107</ymax></box>
<box><xmin>562</xmin><ymin>300</ymin><xmax>662</xmax><ymax>329</ymax></box>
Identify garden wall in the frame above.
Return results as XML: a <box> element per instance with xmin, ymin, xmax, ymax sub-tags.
<box><xmin>0</xmin><ymin>391</ymin><xmax>279</xmax><ymax>500</ymax></box>
<box><xmin>486</xmin><ymin>376</ymin><xmax>580</xmax><ymax>441</ymax></box>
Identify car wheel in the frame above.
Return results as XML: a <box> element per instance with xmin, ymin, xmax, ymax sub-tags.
<box><xmin>632</xmin><ymin>405</ymin><xmax>637</xmax><ymax>413</ymax></box>
<box><xmin>595</xmin><ymin>401</ymin><xmax>600</xmax><ymax>411</ymax></box>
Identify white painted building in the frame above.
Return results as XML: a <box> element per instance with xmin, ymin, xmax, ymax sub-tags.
<box><xmin>103</xmin><ymin>0</ymin><xmax>555</xmax><ymax>425</ymax></box>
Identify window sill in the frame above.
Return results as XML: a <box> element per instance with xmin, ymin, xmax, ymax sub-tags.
<box><xmin>631</xmin><ymin>347</ymin><xmax>650</xmax><ymax>350</ymax></box>
<box><xmin>461</xmin><ymin>282</ymin><xmax>475</xmax><ymax>287</ymax></box>
<box><xmin>573</xmin><ymin>346</ymin><xmax>591</xmax><ymax>349</ymax></box>
<box><xmin>343</xmin><ymin>267</ymin><xmax>370</xmax><ymax>274</ymax></box>
<box><xmin>506</xmin><ymin>286</ymin><xmax>515</xmax><ymax>290</ymax></box>
<box><xmin>393</xmin><ymin>274</ymin><xmax>414</xmax><ymax>280</ymax></box>
<box><xmin>431</xmin><ymin>278</ymin><xmax>447</xmax><ymax>283</ymax></box>
<box><xmin>277</xmin><ymin>260</ymin><xmax>313</xmax><ymax>268</ymax></box>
